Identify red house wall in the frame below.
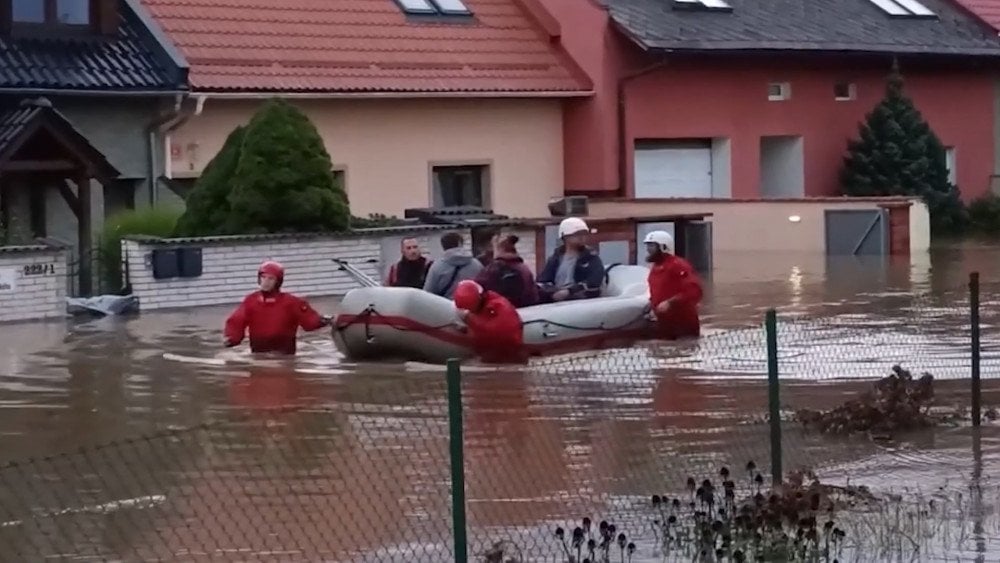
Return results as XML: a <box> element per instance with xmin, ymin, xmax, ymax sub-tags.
<box><xmin>622</xmin><ymin>58</ymin><xmax>995</xmax><ymax>199</ymax></box>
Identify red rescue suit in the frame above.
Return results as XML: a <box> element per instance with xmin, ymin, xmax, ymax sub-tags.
<box><xmin>648</xmin><ymin>254</ymin><xmax>703</xmax><ymax>339</ymax></box>
<box><xmin>463</xmin><ymin>291</ymin><xmax>526</xmax><ymax>364</ymax></box>
<box><xmin>224</xmin><ymin>291</ymin><xmax>327</xmax><ymax>355</ymax></box>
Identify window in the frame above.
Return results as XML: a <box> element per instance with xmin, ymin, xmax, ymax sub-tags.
<box><xmin>432</xmin><ymin>165</ymin><xmax>488</xmax><ymax>208</ymax></box>
<box><xmin>332</xmin><ymin>168</ymin><xmax>346</xmax><ymax>191</ymax></box>
<box><xmin>672</xmin><ymin>0</ymin><xmax>732</xmax><ymax>10</ymax></box>
<box><xmin>767</xmin><ymin>82</ymin><xmax>791</xmax><ymax>101</ymax></box>
<box><xmin>12</xmin><ymin>0</ymin><xmax>92</xmax><ymax>25</ymax></box>
<box><xmin>866</xmin><ymin>0</ymin><xmax>934</xmax><ymax>18</ymax></box>
<box><xmin>834</xmin><ymin>81</ymin><xmax>857</xmax><ymax>101</ymax></box>
<box><xmin>395</xmin><ymin>0</ymin><xmax>471</xmax><ymax>16</ymax></box>
<box><xmin>945</xmin><ymin>147</ymin><xmax>956</xmax><ymax>185</ymax></box>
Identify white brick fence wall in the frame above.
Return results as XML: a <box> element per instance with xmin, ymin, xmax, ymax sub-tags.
<box><xmin>123</xmin><ymin>226</ymin><xmax>538</xmax><ymax>311</ymax></box>
<box><xmin>0</xmin><ymin>245</ymin><xmax>69</xmax><ymax>323</ymax></box>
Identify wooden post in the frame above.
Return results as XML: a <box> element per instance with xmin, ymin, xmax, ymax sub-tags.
<box><xmin>76</xmin><ymin>174</ymin><xmax>92</xmax><ymax>297</ymax></box>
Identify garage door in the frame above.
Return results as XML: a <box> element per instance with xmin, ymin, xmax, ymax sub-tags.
<box><xmin>634</xmin><ymin>141</ymin><xmax>712</xmax><ymax>198</ymax></box>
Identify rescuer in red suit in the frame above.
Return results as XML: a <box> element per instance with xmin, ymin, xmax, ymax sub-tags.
<box><xmin>453</xmin><ymin>279</ymin><xmax>527</xmax><ymax>363</ymax></box>
<box><xmin>223</xmin><ymin>261</ymin><xmax>332</xmax><ymax>355</ymax></box>
<box><xmin>644</xmin><ymin>230</ymin><xmax>703</xmax><ymax>339</ymax></box>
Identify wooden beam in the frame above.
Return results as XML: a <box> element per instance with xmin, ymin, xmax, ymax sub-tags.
<box><xmin>76</xmin><ymin>174</ymin><xmax>93</xmax><ymax>297</ymax></box>
<box><xmin>57</xmin><ymin>181</ymin><xmax>81</xmax><ymax>219</ymax></box>
<box><xmin>1</xmin><ymin>159</ymin><xmax>78</xmax><ymax>173</ymax></box>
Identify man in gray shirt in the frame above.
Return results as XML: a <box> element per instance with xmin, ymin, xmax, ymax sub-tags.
<box><xmin>423</xmin><ymin>231</ymin><xmax>483</xmax><ymax>298</ymax></box>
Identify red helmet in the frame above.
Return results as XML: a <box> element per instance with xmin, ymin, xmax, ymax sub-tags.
<box><xmin>258</xmin><ymin>261</ymin><xmax>285</xmax><ymax>288</ymax></box>
<box><xmin>453</xmin><ymin>280</ymin><xmax>484</xmax><ymax>312</ymax></box>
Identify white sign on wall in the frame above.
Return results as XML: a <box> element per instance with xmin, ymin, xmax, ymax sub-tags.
<box><xmin>0</xmin><ymin>268</ymin><xmax>16</xmax><ymax>293</ymax></box>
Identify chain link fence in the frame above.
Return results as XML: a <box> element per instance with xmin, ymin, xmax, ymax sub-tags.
<box><xmin>1</xmin><ymin>274</ymin><xmax>996</xmax><ymax>561</ymax></box>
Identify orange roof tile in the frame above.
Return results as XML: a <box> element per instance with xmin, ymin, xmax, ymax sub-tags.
<box><xmin>139</xmin><ymin>0</ymin><xmax>592</xmax><ymax>94</ymax></box>
<box><xmin>951</xmin><ymin>0</ymin><xmax>1000</xmax><ymax>31</ymax></box>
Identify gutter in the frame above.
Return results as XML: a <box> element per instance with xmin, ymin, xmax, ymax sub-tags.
<box><xmin>188</xmin><ymin>90</ymin><xmax>594</xmax><ymax>99</ymax></box>
<box><xmin>144</xmin><ymin>94</ymin><xmax>195</xmax><ymax>206</ymax></box>
<box><xmin>0</xmin><ymin>88</ymin><xmax>187</xmax><ymax>97</ymax></box>
<box><xmin>617</xmin><ymin>59</ymin><xmax>669</xmax><ymax>197</ymax></box>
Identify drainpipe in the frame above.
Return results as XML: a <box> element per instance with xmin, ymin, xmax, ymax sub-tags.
<box><xmin>145</xmin><ymin>93</ymin><xmax>186</xmax><ymax>207</ymax></box>
<box><xmin>617</xmin><ymin>59</ymin><xmax>670</xmax><ymax>197</ymax></box>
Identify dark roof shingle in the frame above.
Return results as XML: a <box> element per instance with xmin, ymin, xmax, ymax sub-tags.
<box><xmin>0</xmin><ymin>0</ymin><xmax>187</xmax><ymax>92</ymax></box>
<box><xmin>605</xmin><ymin>0</ymin><xmax>1000</xmax><ymax>56</ymax></box>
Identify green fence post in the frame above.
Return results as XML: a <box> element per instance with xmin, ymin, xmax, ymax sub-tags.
<box><xmin>970</xmin><ymin>272</ymin><xmax>982</xmax><ymax>428</ymax></box>
<box><xmin>446</xmin><ymin>358</ymin><xmax>468</xmax><ymax>562</ymax></box>
<box><xmin>765</xmin><ymin>309</ymin><xmax>782</xmax><ymax>485</ymax></box>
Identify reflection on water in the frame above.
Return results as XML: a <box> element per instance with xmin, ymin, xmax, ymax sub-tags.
<box><xmin>0</xmin><ymin>244</ymin><xmax>999</xmax><ymax>560</ymax></box>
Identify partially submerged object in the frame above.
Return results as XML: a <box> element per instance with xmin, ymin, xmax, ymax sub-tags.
<box><xmin>66</xmin><ymin>294</ymin><xmax>139</xmax><ymax>317</ymax></box>
<box><xmin>331</xmin><ymin>260</ymin><xmax>656</xmax><ymax>363</ymax></box>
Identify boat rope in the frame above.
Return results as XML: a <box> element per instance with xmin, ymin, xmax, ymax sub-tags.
<box><xmin>520</xmin><ymin>307</ymin><xmax>652</xmax><ymax>332</ymax></box>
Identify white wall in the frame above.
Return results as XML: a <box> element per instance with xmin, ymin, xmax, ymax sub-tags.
<box><xmin>124</xmin><ymin>227</ymin><xmax>538</xmax><ymax>312</ymax></box>
<box><xmin>0</xmin><ymin>247</ymin><xmax>69</xmax><ymax>323</ymax></box>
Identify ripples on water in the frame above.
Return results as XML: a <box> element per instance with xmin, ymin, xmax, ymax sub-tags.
<box><xmin>0</xmin><ymin>247</ymin><xmax>1000</xmax><ymax>560</ymax></box>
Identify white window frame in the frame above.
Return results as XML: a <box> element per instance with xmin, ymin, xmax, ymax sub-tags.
<box><xmin>945</xmin><ymin>147</ymin><xmax>956</xmax><ymax>185</ymax></box>
<box><xmin>834</xmin><ymin>81</ymin><xmax>857</xmax><ymax>101</ymax></box>
<box><xmin>768</xmin><ymin>82</ymin><xmax>791</xmax><ymax>101</ymax></box>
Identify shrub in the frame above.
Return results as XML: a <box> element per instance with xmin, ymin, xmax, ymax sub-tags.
<box><xmin>966</xmin><ymin>193</ymin><xmax>1000</xmax><ymax>236</ymax></box>
<box><xmin>225</xmin><ymin>99</ymin><xmax>350</xmax><ymax>234</ymax></box>
<box><xmin>173</xmin><ymin>125</ymin><xmax>246</xmax><ymax>237</ymax></box>
<box><xmin>840</xmin><ymin>62</ymin><xmax>966</xmax><ymax>236</ymax></box>
<box><xmin>98</xmin><ymin>206</ymin><xmax>182</xmax><ymax>293</ymax></box>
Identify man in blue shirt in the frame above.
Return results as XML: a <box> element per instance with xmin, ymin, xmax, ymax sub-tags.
<box><xmin>537</xmin><ymin>217</ymin><xmax>604</xmax><ymax>302</ymax></box>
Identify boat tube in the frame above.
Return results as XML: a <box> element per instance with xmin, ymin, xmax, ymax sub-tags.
<box><xmin>332</xmin><ymin>263</ymin><xmax>656</xmax><ymax>363</ymax></box>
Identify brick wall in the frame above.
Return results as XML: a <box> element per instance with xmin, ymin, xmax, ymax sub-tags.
<box><xmin>124</xmin><ymin>227</ymin><xmax>538</xmax><ymax>311</ymax></box>
<box><xmin>0</xmin><ymin>246</ymin><xmax>69</xmax><ymax>323</ymax></box>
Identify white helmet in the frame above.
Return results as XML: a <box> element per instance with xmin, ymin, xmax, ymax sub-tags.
<box><xmin>643</xmin><ymin>230</ymin><xmax>674</xmax><ymax>253</ymax></box>
<box><xmin>558</xmin><ymin>217</ymin><xmax>590</xmax><ymax>238</ymax></box>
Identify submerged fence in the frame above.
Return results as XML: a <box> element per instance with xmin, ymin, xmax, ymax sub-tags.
<box><xmin>0</xmin><ymin>272</ymin><xmax>995</xmax><ymax>561</ymax></box>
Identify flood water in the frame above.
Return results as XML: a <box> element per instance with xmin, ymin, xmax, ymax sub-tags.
<box><xmin>3</xmin><ymin>244</ymin><xmax>1000</xmax><ymax>561</ymax></box>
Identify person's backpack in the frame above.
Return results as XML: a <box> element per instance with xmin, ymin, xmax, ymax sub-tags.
<box><xmin>494</xmin><ymin>262</ymin><xmax>526</xmax><ymax>307</ymax></box>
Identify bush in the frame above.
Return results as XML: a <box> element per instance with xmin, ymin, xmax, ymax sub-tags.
<box><xmin>173</xmin><ymin>125</ymin><xmax>246</xmax><ymax>237</ymax></box>
<box><xmin>349</xmin><ymin>213</ymin><xmax>409</xmax><ymax>228</ymax></box>
<box><xmin>225</xmin><ymin>99</ymin><xmax>350</xmax><ymax>234</ymax></box>
<box><xmin>966</xmin><ymin>193</ymin><xmax>1000</xmax><ymax>236</ymax></box>
<box><xmin>840</xmin><ymin>62</ymin><xmax>966</xmax><ymax>236</ymax></box>
<box><xmin>98</xmin><ymin>206</ymin><xmax>182</xmax><ymax>293</ymax></box>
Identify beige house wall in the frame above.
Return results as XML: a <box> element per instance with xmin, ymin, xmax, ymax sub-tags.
<box><xmin>166</xmin><ymin>98</ymin><xmax>565</xmax><ymax>219</ymax></box>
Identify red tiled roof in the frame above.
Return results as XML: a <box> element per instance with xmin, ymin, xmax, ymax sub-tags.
<box><xmin>951</xmin><ymin>0</ymin><xmax>1000</xmax><ymax>31</ymax></box>
<box><xmin>138</xmin><ymin>0</ymin><xmax>592</xmax><ymax>94</ymax></box>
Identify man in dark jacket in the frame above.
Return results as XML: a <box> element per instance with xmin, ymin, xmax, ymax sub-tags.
<box><xmin>424</xmin><ymin>231</ymin><xmax>483</xmax><ymax>298</ymax></box>
<box><xmin>385</xmin><ymin>237</ymin><xmax>432</xmax><ymax>288</ymax></box>
<box><xmin>537</xmin><ymin>217</ymin><xmax>604</xmax><ymax>302</ymax></box>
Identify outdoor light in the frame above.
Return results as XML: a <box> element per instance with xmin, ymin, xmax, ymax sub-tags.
<box><xmin>788</xmin><ymin>215</ymin><xmax>801</xmax><ymax>223</ymax></box>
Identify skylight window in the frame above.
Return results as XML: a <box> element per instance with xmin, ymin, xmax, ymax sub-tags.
<box><xmin>866</xmin><ymin>0</ymin><xmax>935</xmax><ymax>18</ymax></box>
<box><xmin>672</xmin><ymin>0</ymin><xmax>732</xmax><ymax>11</ymax></box>
<box><xmin>396</xmin><ymin>0</ymin><xmax>472</xmax><ymax>16</ymax></box>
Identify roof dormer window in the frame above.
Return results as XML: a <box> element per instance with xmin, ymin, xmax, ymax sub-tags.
<box><xmin>396</xmin><ymin>0</ymin><xmax>473</xmax><ymax>17</ymax></box>
<box><xmin>866</xmin><ymin>0</ymin><xmax>935</xmax><ymax>18</ymax></box>
<box><xmin>13</xmin><ymin>0</ymin><xmax>91</xmax><ymax>26</ymax></box>
<box><xmin>672</xmin><ymin>0</ymin><xmax>733</xmax><ymax>12</ymax></box>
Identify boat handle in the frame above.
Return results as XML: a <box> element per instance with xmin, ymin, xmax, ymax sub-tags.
<box><xmin>541</xmin><ymin>325</ymin><xmax>558</xmax><ymax>338</ymax></box>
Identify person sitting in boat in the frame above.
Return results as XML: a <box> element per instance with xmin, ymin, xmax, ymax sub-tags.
<box><xmin>223</xmin><ymin>261</ymin><xmax>332</xmax><ymax>355</ymax></box>
<box><xmin>537</xmin><ymin>217</ymin><xmax>604</xmax><ymax>303</ymax></box>
<box><xmin>474</xmin><ymin>233</ymin><xmax>539</xmax><ymax>307</ymax></box>
<box><xmin>453</xmin><ymin>280</ymin><xmax>527</xmax><ymax>363</ymax></box>
<box><xmin>474</xmin><ymin>227</ymin><xmax>500</xmax><ymax>268</ymax></box>
<box><xmin>644</xmin><ymin>230</ymin><xmax>703</xmax><ymax>339</ymax></box>
<box><xmin>423</xmin><ymin>231</ymin><xmax>484</xmax><ymax>298</ymax></box>
<box><xmin>384</xmin><ymin>237</ymin><xmax>432</xmax><ymax>288</ymax></box>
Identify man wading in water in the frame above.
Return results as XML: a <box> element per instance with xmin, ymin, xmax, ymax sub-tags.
<box><xmin>384</xmin><ymin>237</ymin><xmax>432</xmax><ymax>289</ymax></box>
<box><xmin>223</xmin><ymin>261</ymin><xmax>331</xmax><ymax>355</ymax></box>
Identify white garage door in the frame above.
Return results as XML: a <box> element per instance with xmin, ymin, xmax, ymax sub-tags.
<box><xmin>634</xmin><ymin>141</ymin><xmax>712</xmax><ymax>198</ymax></box>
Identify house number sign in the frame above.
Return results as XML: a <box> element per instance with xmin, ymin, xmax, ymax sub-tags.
<box><xmin>23</xmin><ymin>264</ymin><xmax>55</xmax><ymax>276</ymax></box>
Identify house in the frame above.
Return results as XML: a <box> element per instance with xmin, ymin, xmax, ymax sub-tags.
<box><xmin>0</xmin><ymin>0</ymin><xmax>188</xmax><ymax>294</ymax></box>
<box><xmin>138</xmin><ymin>0</ymin><xmax>592</xmax><ymax>219</ymax></box>
<box><xmin>537</xmin><ymin>0</ymin><xmax>1000</xmax><ymax>201</ymax></box>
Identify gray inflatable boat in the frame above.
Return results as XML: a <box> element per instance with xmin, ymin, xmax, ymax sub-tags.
<box><xmin>331</xmin><ymin>263</ymin><xmax>655</xmax><ymax>363</ymax></box>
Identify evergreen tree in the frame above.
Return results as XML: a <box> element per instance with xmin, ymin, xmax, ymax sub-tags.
<box><xmin>840</xmin><ymin>62</ymin><xmax>965</xmax><ymax>234</ymax></box>
<box><xmin>173</xmin><ymin>125</ymin><xmax>246</xmax><ymax>237</ymax></box>
<box><xmin>225</xmin><ymin>99</ymin><xmax>350</xmax><ymax>234</ymax></box>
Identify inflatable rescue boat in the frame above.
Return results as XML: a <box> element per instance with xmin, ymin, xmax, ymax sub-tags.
<box><xmin>331</xmin><ymin>261</ymin><xmax>656</xmax><ymax>364</ymax></box>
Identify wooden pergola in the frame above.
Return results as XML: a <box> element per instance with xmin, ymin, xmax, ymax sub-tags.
<box><xmin>0</xmin><ymin>98</ymin><xmax>120</xmax><ymax>296</ymax></box>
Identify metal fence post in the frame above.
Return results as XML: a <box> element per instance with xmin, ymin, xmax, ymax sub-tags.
<box><xmin>970</xmin><ymin>272</ymin><xmax>982</xmax><ymax>428</ymax></box>
<box><xmin>765</xmin><ymin>309</ymin><xmax>783</xmax><ymax>484</ymax></box>
<box><xmin>446</xmin><ymin>358</ymin><xmax>468</xmax><ymax>562</ymax></box>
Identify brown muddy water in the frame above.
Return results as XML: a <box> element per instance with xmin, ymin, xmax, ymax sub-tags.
<box><xmin>3</xmin><ymin>245</ymin><xmax>1000</xmax><ymax>561</ymax></box>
